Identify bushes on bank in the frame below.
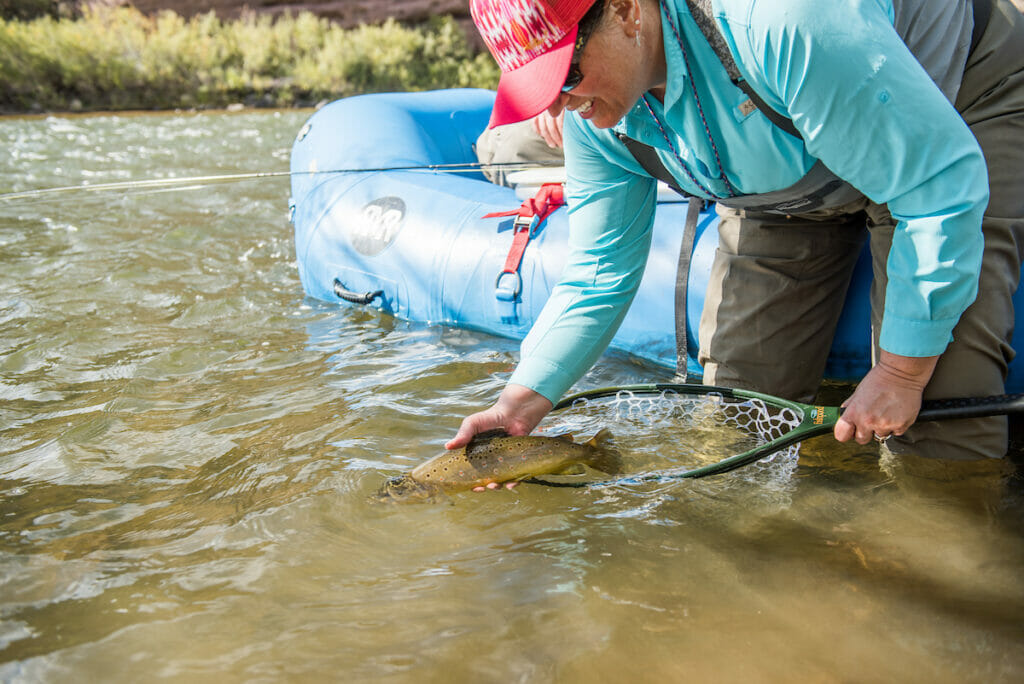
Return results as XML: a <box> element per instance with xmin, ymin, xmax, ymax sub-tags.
<box><xmin>0</xmin><ymin>5</ymin><xmax>500</xmax><ymax>112</ymax></box>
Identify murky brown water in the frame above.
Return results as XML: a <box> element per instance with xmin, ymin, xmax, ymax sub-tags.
<box><xmin>1</xmin><ymin>110</ymin><xmax>1023</xmax><ymax>683</ymax></box>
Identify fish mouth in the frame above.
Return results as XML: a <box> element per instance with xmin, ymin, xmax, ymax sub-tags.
<box><xmin>373</xmin><ymin>476</ymin><xmax>444</xmax><ymax>504</ymax></box>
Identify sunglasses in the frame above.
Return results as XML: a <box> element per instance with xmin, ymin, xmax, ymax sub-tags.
<box><xmin>562</xmin><ymin>62</ymin><xmax>584</xmax><ymax>93</ymax></box>
<box><xmin>561</xmin><ymin>2</ymin><xmax>604</xmax><ymax>92</ymax></box>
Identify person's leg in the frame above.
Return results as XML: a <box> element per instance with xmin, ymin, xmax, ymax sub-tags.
<box><xmin>698</xmin><ymin>202</ymin><xmax>868</xmax><ymax>402</ymax></box>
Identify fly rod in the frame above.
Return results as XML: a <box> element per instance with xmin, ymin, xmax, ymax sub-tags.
<box><xmin>0</xmin><ymin>161</ymin><xmax>565</xmax><ymax>202</ymax></box>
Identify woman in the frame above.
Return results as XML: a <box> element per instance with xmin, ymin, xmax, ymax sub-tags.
<box><xmin>450</xmin><ymin>0</ymin><xmax>1024</xmax><ymax>471</ymax></box>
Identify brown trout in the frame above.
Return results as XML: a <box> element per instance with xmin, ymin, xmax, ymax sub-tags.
<box><xmin>375</xmin><ymin>428</ymin><xmax>622</xmax><ymax>502</ymax></box>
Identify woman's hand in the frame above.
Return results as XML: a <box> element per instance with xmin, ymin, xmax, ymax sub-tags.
<box><xmin>531</xmin><ymin>110</ymin><xmax>565</xmax><ymax>149</ymax></box>
<box><xmin>446</xmin><ymin>383</ymin><xmax>554</xmax><ymax>491</ymax></box>
<box><xmin>446</xmin><ymin>383</ymin><xmax>554</xmax><ymax>450</ymax></box>
<box><xmin>834</xmin><ymin>351</ymin><xmax>938</xmax><ymax>444</ymax></box>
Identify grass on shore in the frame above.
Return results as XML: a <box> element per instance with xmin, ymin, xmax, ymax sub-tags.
<box><xmin>0</xmin><ymin>5</ymin><xmax>500</xmax><ymax>113</ymax></box>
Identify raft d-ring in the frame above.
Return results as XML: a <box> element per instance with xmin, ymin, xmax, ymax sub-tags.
<box><xmin>494</xmin><ymin>271</ymin><xmax>522</xmax><ymax>302</ymax></box>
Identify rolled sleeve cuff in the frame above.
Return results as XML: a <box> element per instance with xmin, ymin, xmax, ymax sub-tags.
<box><xmin>878</xmin><ymin>313</ymin><xmax>957</xmax><ymax>357</ymax></box>
<box><xmin>508</xmin><ymin>356</ymin><xmax>580</xmax><ymax>406</ymax></box>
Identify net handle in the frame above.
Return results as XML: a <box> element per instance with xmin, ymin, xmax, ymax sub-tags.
<box><xmin>532</xmin><ymin>384</ymin><xmax>1024</xmax><ymax>488</ymax></box>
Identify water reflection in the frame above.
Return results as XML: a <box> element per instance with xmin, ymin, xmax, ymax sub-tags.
<box><xmin>0</xmin><ymin>111</ymin><xmax>1022</xmax><ymax>682</ymax></box>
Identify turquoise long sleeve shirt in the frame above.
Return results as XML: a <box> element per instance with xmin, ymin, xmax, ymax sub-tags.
<box><xmin>509</xmin><ymin>0</ymin><xmax>988</xmax><ymax>404</ymax></box>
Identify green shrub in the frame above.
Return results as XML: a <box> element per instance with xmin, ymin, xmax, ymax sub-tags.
<box><xmin>0</xmin><ymin>5</ymin><xmax>500</xmax><ymax>112</ymax></box>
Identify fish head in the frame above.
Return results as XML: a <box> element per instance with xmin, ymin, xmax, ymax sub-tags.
<box><xmin>372</xmin><ymin>475</ymin><xmax>446</xmax><ymax>504</ymax></box>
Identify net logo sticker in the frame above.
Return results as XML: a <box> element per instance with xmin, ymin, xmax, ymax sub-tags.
<box><xmin>813</xmin><ymin>406</ymin><xmax>826</xmax><ymax>425</ymax></box>
<box><xmin>346</xmin><ymin>196</ymin><xmax>406</xmax><ymax>256</ymax></box>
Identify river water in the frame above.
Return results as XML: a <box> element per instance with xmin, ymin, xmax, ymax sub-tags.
<box><xmin>1</xmin><ymin>109</ymin><xmax>1023</xmax><ymax>682</ymax></box>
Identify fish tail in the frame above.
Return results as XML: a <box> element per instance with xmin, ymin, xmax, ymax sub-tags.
<box><xmin>585</xmin><ymin>428</ymin><xmax>623</xmax><ymax>474</ymax></box>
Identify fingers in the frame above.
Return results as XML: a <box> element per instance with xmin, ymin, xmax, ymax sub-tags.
<box><xmin>533</xmin><ymin>110</ymin><xmax>565</xmax><ymax>148</ymax></box>
<box><xmin>834</xmin><ymin>417</ymin><xmax>903</xmax><ymax>444</ymax></box>
<box><xmin>448</xmin><ymin>383</ymin><xmax>552</xmax><ymax>451</ymax></box>
<box><xmin>834</xmin><ymin>374</ymin><xmax>919</xmax><ymax>444</ymax></box>
<box><xmin>445</xmin><ymin>412</ymin><xmax>499</xmax><ymax>450</ymax></box>
<box><xmin>833</xmin><ymin>415</ymin><xmax>857</xmax><ymax>443</ymax></box>
<box><xmin>472</xmin><ymin>481</ymin><xmax>519</xmax><ymax>493</ymax></box>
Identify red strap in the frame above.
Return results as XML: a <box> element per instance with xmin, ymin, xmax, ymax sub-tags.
<box><xmin>482</xmin><ymin>183</ymin><xmax>565</xmax><ymax>275</ymax></box>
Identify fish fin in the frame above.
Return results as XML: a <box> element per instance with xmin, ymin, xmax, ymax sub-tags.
<box><xmin>585</xmin><ymin>428</ymin><xmax>624</xmax><ymax>475</ymax></box>
<box><xmin>555</xmin><ymin>433</ymin><xmax>575</xmax><ymax>442</ymax></box>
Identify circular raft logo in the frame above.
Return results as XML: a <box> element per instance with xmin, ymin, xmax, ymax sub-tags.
<box><xmin>348</xmin><ymin>196</ymin><xmax>406</xmax><ymax>256</ymax></box>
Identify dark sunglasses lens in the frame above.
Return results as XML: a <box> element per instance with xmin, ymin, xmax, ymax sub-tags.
<box><xmin>562</xmin><ymin>64</ymin><xmax>583</xmax><ymax>92</ymax></box>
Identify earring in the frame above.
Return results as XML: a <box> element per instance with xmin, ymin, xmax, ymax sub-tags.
<box><xmin>634</xmin><ymin>18</ymin><xmax>642</xmax><ymax>47</ymax></box>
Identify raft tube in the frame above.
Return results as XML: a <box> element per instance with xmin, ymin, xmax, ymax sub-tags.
<box><xmin>289</xmin><ymin>89</ymin><xmax>1024</xmax><ymax>391</ymax></box>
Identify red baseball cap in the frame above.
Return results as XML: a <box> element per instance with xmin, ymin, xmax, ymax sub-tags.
<box><xmin>470</xmin><ymin>0</ymin><xmax>598</xmax><ymax>128</ymax></box>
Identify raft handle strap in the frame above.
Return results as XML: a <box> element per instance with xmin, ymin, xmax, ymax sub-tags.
<box><xmin>482</xmin><ymin>183</ymin><xmax>566</xmax><ymax>324</ymax></box>
<box><xmin>333</xmin><ymin>278</ymin><xmax>384</xmax><ymax>305</ymax></box>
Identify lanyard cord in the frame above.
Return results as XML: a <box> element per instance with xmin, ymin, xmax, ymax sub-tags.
<box><xmin>645</xmin><ymin>0</ymin><xmax>737</xmax><ymax>199</ymax></box>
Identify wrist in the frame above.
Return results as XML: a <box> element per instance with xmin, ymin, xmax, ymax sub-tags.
<box><xmin>495</xmin><ymin>383</ymin><xmax>553</xmax><ymax>434</ymax></box>
<box><xmin>874</xmin><ymin>350</ymin><xmax>939</xmax><ymax>391</ymax></box>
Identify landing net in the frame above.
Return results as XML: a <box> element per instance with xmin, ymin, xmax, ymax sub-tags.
<box><xmin>541</xmin><ymin>387</ymin><xmax>804</xmax><ymax>485</ymax></box>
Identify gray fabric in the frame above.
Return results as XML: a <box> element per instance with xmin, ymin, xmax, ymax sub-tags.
<box><xmin>893</xmin><ymin>0</ymin><xmax>974</xmax><ymax>103</ymax></box>
<box><xmin>474</xmin><ymin>120</ymin><xmax>564</xmax><ymax>187</ymax></box>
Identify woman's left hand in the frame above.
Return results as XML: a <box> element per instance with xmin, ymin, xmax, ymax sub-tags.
<box><xmin>531</xmin><ymin>110</ymin><xmax>565</xmax><ymax>149</ymax></box>
<box><xmin>834</xmin><ymin>351</ymin><xmax>939</xmax><ymax>444</ymax></box>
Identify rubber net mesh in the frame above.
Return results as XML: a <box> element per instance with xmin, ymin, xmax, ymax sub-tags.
<box><xmin>546</xmin><ymin>389</ymin><xmax>803</xmax><ymax>480</ymax></box>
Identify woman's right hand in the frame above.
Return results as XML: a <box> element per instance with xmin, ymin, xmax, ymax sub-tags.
<box><xmin>445</xmin><ymin>383</ymin><xmax>554</xmax><ymax>451</ymax></box>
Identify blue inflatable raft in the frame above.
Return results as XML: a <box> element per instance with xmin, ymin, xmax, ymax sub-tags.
<box><xmin>288</xmin><ymin>88</ymin><xmax>1024</xmax><ymax>390</ymax></box>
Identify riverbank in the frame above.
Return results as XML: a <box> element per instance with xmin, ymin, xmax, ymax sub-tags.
<box><xmin>0</xmin><ymin>5</ymin><xmax>498</xmax><ymax>114</ymax></box>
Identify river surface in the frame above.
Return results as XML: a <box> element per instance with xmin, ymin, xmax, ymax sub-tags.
<box><xmin>1</xmin><ymin>109</ymin><xmax>1023</xmax><ymax>683</ymax></box>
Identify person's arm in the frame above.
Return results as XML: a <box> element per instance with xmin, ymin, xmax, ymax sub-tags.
<box><xmin>449</xmin><ymin>114</ymin><xmax>658</xmax><ymax>447</ymax></box>
<box><xmin>446</xmin><ymin>383</ymin><xmax>552</xmax><ymax>450</ymax></box>
<box><xmin>834</xmin><ymin>351</ymin><xmax>938</xmax><ymax>444</ymax></box>
<box><xmin>505</xmin><ymin>115</ymin><xmax>659</xmax><ymax>404</ymax></box>
<box><xmin>720</xmin><ymin>0</ymin><xmax>987</xmax><ymax>439</ymax></box>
